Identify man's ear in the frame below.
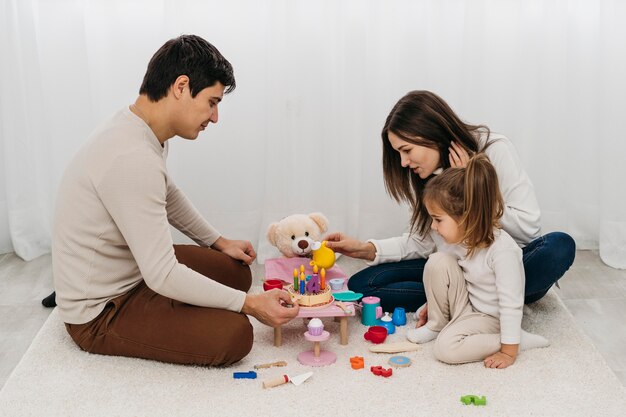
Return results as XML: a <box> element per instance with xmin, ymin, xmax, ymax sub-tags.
<box><xmin>172</xmin><ymin>75</ymin><xmax>190</xmax><ymax>99</ymax></box>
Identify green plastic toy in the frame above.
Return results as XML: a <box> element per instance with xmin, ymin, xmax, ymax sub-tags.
<box><xmin>460</xmin><ymin>395</ymin><xmax>487</xmax><ymax>406</ymax></box>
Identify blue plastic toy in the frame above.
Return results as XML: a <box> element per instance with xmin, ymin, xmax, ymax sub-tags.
<box><xmin>233</xmin><ymin>371</ymin><xmax>257</xmax><ymax>379</ymax></box>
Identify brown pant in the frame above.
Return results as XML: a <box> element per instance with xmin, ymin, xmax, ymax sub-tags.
<box><xmin>65</xmin><ymin>245</ymin><xmax>253</xmax><ymax>366</ymax></box>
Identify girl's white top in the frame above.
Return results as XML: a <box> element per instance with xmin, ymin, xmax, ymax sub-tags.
<box><xmin>450</xmin><ymin>229</ymin><xmax>524</xmax><ymax>344</ymax></box>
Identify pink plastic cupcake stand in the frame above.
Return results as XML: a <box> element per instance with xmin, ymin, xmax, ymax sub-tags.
<box><xmin>297</xmin><ymin>330</ymin><xmax>336</xmax><ymax>366</ymax></box>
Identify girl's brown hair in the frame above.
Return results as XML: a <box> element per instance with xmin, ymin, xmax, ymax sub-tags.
<box><xmin>423</xmin><ymin>154</ymin><xmax>504</xmax><ymax>257</ymax></box>
<box><xmin>382</xmin><ymin>90</ymin><xmax>491</xmax><ymax>236</ymax></box>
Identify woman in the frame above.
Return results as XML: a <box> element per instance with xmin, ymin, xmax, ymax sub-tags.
<box><xmin>326</xmin><ymin>90</ymin><xmax>575</xmax><ymax>315</ymax></box>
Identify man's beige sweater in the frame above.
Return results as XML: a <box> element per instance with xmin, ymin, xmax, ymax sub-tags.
<box><xmin>52</xmin><ymin>107</ymin><xmax>246</xmax><ymax>324</ymax></box>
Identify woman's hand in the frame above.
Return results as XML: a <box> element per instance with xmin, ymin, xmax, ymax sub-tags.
<box><xmin>325</xmin><ymin>232</ymin><xmax>376</xmax><ymax>261</ymax></box>
<box><xmin>449</xmin><ymin>141</ymin><xmax>472</xmax><ymax>168</ymax></box>
<box><xmin>212</xmin><ymin>237</ymin><xmax>257</xmax><ymax>265</ymax></box>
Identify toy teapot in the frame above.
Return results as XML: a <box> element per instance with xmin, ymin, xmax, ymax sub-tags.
<box><xmin>380</xmin><ymin>312</ymin><xmax>395</xmax><ymax>335</ymax></box>
<box><xmin>310</xmin><ymin>240</ymin><xmax>336</xmax><ymax>270</ymax></box>
<box><xmin>361</xmin><ymin>296</ymin><xmax>383</xmax><ymax>326</ymax></box>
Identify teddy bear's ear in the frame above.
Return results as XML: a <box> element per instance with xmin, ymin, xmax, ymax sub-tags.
<box><xmin>267</xmin><ymin>222</ymin><xmax>279</xmax><ymax>246</ymax></box>
<box><xmin>308</xmin><ymin>212</ymin><xmax>329</xmax><ymax>233</ymax></box>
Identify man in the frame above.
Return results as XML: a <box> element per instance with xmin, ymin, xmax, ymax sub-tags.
<box><xmin>51</xmin><ymin>34</ymin><xmax>299</xmax><ymax>365</ymax></box>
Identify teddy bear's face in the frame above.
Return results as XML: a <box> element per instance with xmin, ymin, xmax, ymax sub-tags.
<box><xmin>267</xmin><ymin>213</ymin><xmax>329</xmax><ymax>258</ymax></box>
<box><xmin>273</xmin><ymin>218</ymin><xmax>321</xmax><ymax>257</ymax></box>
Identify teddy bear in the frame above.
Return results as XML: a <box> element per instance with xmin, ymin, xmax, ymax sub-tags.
<box><xmin>266</xmin><ymin>212</ymin><xmax>329</xmax><ymax>258</ymax></box>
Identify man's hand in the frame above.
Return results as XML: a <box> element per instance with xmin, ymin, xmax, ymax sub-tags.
<box><xmin>241</xmin><ymin>290</ymin><xmax>300</xmax><ymax>327</ymax></box>
<box><xmin>325</xmin><ymin>232</ymin><xmax>376</xmax><ymax>261</ymax></box>
<box><xmin>448</xmin><ymin>141</ymin><xmax>472</xmax><ymax>168</ymax></box>
<box><xmin>212</xmin><ymin>237</ymin><xmax>257</xmax><ymax>265</ymax></box>
<box><xmin>416</xmin><ymin>303</ymin><xmax>428</xmax><ymax>328</ymax></box>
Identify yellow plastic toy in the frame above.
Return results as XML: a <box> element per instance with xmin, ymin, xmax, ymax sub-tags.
<box><xmin>310</xmin><ymin>240</ymin><xmax>336</xmax><ymax>270</ymax></box>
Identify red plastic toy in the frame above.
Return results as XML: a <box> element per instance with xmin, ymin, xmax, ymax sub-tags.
<box><xmin>263</xmin><ymin>279</ymin><xmax>283</xmax><ymax>291</ymax></box>
<box><xmin>370</xmin><ymin>365</ymin><xmax>392</xmax><ymax>377</ymax></box>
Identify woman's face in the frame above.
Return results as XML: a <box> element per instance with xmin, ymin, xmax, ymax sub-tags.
<box><xmin>388</xmin><ymin>132</ymin><xmax>441</xmax><ymax>179</ymax></box>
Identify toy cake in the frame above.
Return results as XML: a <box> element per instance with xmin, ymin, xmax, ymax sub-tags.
<box><xmin>287</xmin><ymin>283</ymin><xmax>332</xmax><ymax>307</ymax></box>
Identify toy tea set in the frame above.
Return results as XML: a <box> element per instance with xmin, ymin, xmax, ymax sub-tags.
<box><xmin>256</xmin><ymin>213</ymin><xmax>419</xmax><ymax>388</ymax></box>
<box><xmin>264</xmin><ymin>213</ymin><xmax>409</xmax><ymax>366</ymax></box>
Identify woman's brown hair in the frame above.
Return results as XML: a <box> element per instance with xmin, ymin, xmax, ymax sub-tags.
<box><xmin>381</xmin><ymin>90</ymin><xmax>491</xmax><ymax>236</ymax></box>
<box><xmin>423</xmin><ymin>154</ymin><xmax>504</xmax><ymax>257</ymax></box>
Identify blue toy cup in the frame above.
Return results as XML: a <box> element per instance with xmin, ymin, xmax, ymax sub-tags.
<box><xmin>392</xmin><ymin>307</ymin><xmax>407</xmax><ymax>326</ymax></box>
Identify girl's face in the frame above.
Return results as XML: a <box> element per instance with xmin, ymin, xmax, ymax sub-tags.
<box><xmin>388</xmin><ymin>132</ymin><xmax>441</xmax><ymax>179</ymax></box>
<box><xmin>425</xmin><ymin>199</ymin><xmax>463</xmax><ymax>244</ymax></box>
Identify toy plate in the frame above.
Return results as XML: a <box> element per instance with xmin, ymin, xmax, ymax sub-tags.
<box><xmin>332</xmin><ymin>291</ymin><xmax>363</xmax><ymax>302</ymax></box>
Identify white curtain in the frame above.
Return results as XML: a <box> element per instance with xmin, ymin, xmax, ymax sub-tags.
<box><xmin>1</xmin><ymin>0</ymin><xmax>625</xmax><ymax>267</ymax></box>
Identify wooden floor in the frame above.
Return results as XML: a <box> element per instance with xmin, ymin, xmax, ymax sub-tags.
<box><xmin>1</xmin><ymin>249</ymin><xmax>625</xmax><ymax>389</ymax></box>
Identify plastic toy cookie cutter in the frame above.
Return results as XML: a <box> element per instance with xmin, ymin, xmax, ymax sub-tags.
<box><xmin>460</xmin><ymin>395</ymin><xmax>487</xmax><ymax>406</ymax></box>
<box><xmin>350</xmin><ymin>356</ymin><xmax>364</xmax><ymax>370</ymax></box>
<box><xmin>370</xmin><ymin>366</ymin><xmax>393</xmax><ymax>377</ymax></box>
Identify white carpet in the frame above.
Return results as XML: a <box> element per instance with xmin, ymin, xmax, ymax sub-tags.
<box><xmin>1</xmin><ymin>289</ymin><xmax>625</xmax><ymax>417</ymax></box>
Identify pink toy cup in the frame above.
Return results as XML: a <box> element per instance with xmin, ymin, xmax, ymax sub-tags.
<box><xmin>263</xmin><ymin>279</ymin><xmax>283</xmax><ymax>291</ymax></box>
<box><xmin>364</xmin><ymin>325</ymin><xmax>388</xmax><ymax>344</ymax></box>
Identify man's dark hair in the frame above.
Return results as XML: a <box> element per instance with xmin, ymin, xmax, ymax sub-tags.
<box><xmin>139</xmin><ymin>34</ymin><xmax>235</xmax><ymax>101</ymax></box>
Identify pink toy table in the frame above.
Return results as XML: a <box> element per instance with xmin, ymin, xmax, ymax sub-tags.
<box><xmin>265</xmin><ymin>257</ymin><xmax>356</xmax><ymax>347</ymax></box>
<box><xmin>297</xmin><ymin>331</ymin><xmax>336</xmax><ymax>366</ymax></box>
<box><xmin>273</xmin><ymin>300</ymin><xmax>356</xmax><ymax>347</ymax></box>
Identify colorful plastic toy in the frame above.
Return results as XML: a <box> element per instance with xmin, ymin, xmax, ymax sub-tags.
<box><xmin>364</xmin><ymin>326</ymin><xmax>388</xmax><ymax>344</ymax></box>
<box><xmin>262</xmin><ymin>279</ymin><xmax>283</xmax><ymax>291</ymax></box>
<box><xmin>233</xmin><ymin>371</ymin><xmax>257</xmax><ymax>379</ymax></box>
<box><xmin>380</xmin><ymin>312</ymin><xmax>395</xmax><ymax>334</ymax></box>
<box><xmin>305</xmin><ymin>274</ymin><xmax>321</xmax><ymax>293</ymax></box>
<box><xmin>370</xmin><ymin>366</ymin><xmax>393</xmax><ymax>377</ymax></box>
<box><xmin>460</xmin><ymin>395</ymin><xmax>487</xmax><ymax>406</ymax></box>
<box><xmin>310</xmin><ymin>240</ymin><xmax>336</xmax><ymax>270</ymax></box>
<box><xmin>361</xmin><ymin>296</ymin><xmax>383</xmax><ymax>326</ymax></box>
<box><xmin>333</xmin><ymin>291</ymin><xmax>363</xmax><ymax>302</ymax></box>
<box><xmin>298</xmin><ymin>330</ymin><xmax>336</xmax><ymax>367</ymax></box>
<box><xmin>392</xmin><ymin>307</ymin><xmax>407</xmax><ymax>326</ymax></box>
<box><xmin>388</xmin><ymin>356</ymin><xmax>411</xmax><ymax>367</ymax></box>
<box><xmin>350</xmin><ymin>356</ymin><xmax>364</xmax><ymax>370</ymax></box>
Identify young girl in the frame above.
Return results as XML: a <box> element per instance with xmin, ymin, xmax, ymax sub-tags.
<box><xmin>406</xmin><ymin>154</ymin><xmax>549</xmax><ymax>368</ymax></box>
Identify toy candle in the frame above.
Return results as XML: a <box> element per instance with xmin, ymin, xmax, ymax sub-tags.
<box><xmin>300</xmin><ymin>264</ymin><xmax>305</xmax><ymax>275</ymax></box>
<box><xmin>313</xmin><ymin>264</ymin><xmax>319</xmax><ymax>275</ymax></box>
<box><xmin>293</xmin><ymin>268</ymin><xmax>298</xmax><ymax>289</ymax></box>
<box><xmin>320</xmin><ymin>268</ymin><xmax>326</xmax><ymax>290</ymax></box>
<box><xmin>299</xmin><ymin>272</ymin><xmax>306</xmax><ymax>294</ymax></box>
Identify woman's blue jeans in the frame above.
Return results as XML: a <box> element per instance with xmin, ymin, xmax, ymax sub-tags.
<box><xmin>347</xmin><ymin>232</ymin><xmax>576</xmax><ymax>313</ymax></box>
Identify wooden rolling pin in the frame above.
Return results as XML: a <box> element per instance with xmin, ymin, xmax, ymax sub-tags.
<box><xmin>254</xmin><ymin>361</ymin><xmax>287</xmax><ymax>369</ymax></box>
